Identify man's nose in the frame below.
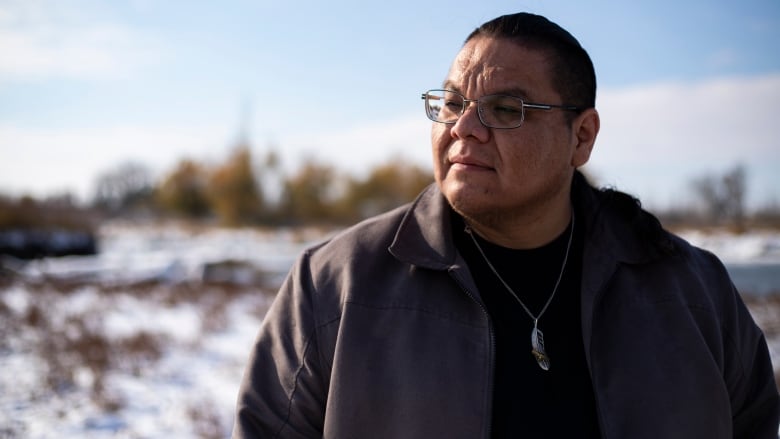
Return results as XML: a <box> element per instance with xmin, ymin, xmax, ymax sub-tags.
<box><xmin>451</xmin><ymin>101</ymin><xmax>489</xmax><ymax>141</ymax></box>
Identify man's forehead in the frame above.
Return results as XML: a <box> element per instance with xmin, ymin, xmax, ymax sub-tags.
<box><xmin>445</xmin><ymin>38</ymin><xmax>549</xmax><ymax>94</ymax></box>
<box><xmin>451</xmin><ymin>40</ymin><xmax>504</xmax><ymax>74</ymax></box>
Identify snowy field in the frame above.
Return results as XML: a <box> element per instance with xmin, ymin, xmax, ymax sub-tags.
<box><xmin>0</xmin><ymin>222</ymin><xmax>779</xmax><ymax>438</ymax></box>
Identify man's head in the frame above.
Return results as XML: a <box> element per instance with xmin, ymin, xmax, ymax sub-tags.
<box><xmin>428</xmin><ymin>12</ymin><xmax>600</xmax><ymax>247</ymax></box>
<box><xmin>466</xmin><ymin>12</ymin><xmax>596</xmax><ymax>111</ymax></box>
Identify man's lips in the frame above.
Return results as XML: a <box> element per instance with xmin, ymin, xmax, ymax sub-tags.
<box><xmin>449</xmin><ymin>156</ymin><xmax>494</xmax><ymax>171</ymax></box>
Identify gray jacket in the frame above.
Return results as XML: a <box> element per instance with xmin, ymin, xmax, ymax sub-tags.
<box><xmin>233</xmin><ymin>178</ymin><xmax>779</xmax><ymax>438</ymax></box>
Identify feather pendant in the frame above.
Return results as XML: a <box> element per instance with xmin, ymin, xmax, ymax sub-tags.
<box><xmin>531</xmin><ymin>326</ymin><xmax>551</xmax><ymax>371</ymax></box>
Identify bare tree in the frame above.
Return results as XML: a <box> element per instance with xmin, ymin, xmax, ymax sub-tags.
<box><xmin>690</xmin><ymin>164</ymin><xmax>747</xmax><ymax>231</ymax></box>
<box><xmin>92</xmin><ymin>162</ymin><xmax>155</xmax><ymax>215</ymax></box>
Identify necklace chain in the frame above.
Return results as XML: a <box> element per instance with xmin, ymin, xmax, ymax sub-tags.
<box><xmin>464</xmin><ymin>213</ymin><xmax>574</xmax><ymax>322</ymax></box>
<box><xmin>464</xmin><ymin>213</ymin><xmax>575</xmax><ymax>371</ymax></box>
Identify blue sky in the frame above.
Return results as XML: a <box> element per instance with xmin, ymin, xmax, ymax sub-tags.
<box><xmin>1</xmin><ymin>0</ymin><xmax>779</xmax><ymax>211</ymax></box>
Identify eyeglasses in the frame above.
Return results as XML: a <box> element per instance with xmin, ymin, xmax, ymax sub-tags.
<box><xmin>421</xmin><ymin>89</ymin><xmax>583</xmax><ymax>129</ymax></box>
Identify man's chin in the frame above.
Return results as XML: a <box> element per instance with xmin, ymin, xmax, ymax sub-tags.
<box><xmin>444</xmin><ymin>192</ymin><xmax>497</xmax><ymax>225</ymax></box>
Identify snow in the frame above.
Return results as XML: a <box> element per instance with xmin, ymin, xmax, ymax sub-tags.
<box><xmin>0</xmin><ymin>221</ymin><xmax>320</xmax><ymax>438</ymax></box>
<box><xmin>0</xmin><ymin>222</ymin><xmax>778</xmax><ymax>437</ymax></box>
<box><xmin>681</xmin><ymin>229</ymin><xmax>780</xmax><ymax>264</ymax></box>
<box><xmin>0</xmin><ymin>282</ymin><xmax>277</xmax><ymax>438</ymax></box>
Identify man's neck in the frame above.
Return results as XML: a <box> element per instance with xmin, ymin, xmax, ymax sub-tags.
<box><xmin>462</xmin><ymin>202</ymin><xmax>573</xmax><ymax>249</ymax></box>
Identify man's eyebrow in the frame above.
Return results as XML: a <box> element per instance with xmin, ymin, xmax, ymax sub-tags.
<box><xmin>441</xmin><ymin>80</ymin><xmax>460</xmax><ymax>92</ymax></box>
<box><xmin>439</xmin><ymin>81</ymin><xmax>532</xmax><ymax>99</ymax></box>
<box><xmin>491</xmin><ymin>87</ymin><xmax>532</xmax><ymax>99</ymax></box>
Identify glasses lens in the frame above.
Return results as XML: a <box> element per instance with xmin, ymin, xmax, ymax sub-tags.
<box><xmin>425</xmin><ymin>90</ymin><xmax>462</xmax><ymax>123</ymax></box>
<box><xmin>480</xmin><ymin>95</ymin><xmax>525</xmax><ymax>128</ymax></box>
<box><xmin>424</xmin><ymin>91</ymin><xmax>526</xmax><ymax>128</ymax></box>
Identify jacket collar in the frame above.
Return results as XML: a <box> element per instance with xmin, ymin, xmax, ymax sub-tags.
<box><xmin>388</xmin><ymin>183</ymin><xmax>457</xmax><ymax>270</ymax></box>
<box><xmin>388</xmin><ymin>174</ymin><xmax>673</xmax><ymax>272</ymax></box>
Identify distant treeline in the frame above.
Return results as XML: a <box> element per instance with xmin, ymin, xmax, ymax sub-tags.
<box><xmin>90</xmin><ymin>145</ymin><xmax>434</xmax><ymax>227</ymax></box>
<box><xmin>89</xmin><ymin>149</ymin><xmax>776</xmax><ymax>231</ymax></box>
<box><xmin>651</xmin><ymin>164</ymin><xmax>780</xmax><ymax>233</ymax></box>
<box><xmin>0</xmin><ymin>146</ymin><xmax>433</xmax><ymax>258</ymax></box>
<box><xmin>2</xmin><ymin>148</ymin><xmax>779</xmax><ymax>243</ymax></box>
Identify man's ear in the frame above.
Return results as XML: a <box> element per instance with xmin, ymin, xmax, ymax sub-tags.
<box><xmin>571</xmin><ymin>108</ymin><xmax>600</xmax><ymax>168</ymax></box>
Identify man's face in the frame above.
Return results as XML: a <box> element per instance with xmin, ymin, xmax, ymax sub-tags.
<box><xmin>432</xmin><ymin>37</ymin><xmax>591</xmax><ymax>227</ymax></box>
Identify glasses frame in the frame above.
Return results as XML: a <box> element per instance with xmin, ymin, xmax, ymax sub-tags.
<box><xmin>421</xmin><ymin>89</ymin><xmax>584</xmax><ymax>129</ymax></box>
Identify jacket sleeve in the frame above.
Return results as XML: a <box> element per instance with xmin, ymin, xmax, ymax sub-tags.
<box><xmin>725</xmin><ymin>284</ymin><xmax>780</xmax><ymax>438</ymax></box>
<box><xmin>232</xmin><ymin>250</ymin><xmax>328</xmax><ymax>438</ymax></box>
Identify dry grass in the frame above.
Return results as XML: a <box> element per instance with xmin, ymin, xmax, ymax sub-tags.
<box><xmin>1</xmin><ymin>267</ymin><xmax>778</xmax><ymax>437</ymax></box>
<box><xmin>0</xmin><ymin>273</ymin><xmax>274</xmax><ymax>438</ymax></box>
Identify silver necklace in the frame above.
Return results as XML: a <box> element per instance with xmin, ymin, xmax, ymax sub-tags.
<box><xmin>464</xmin><ymin>213</ymin><xmax>574</xmax><ymax>371</ymax></box>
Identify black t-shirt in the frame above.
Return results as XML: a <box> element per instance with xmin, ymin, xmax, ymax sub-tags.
<box><xmin>453</xmin><ymin>211</ymin><xmax>601</xmax><ymax>438</ymax></box>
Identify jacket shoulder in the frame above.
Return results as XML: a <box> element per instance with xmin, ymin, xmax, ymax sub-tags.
<box><xmin>576</xmin><ymin>172</ymin><xmax>734</xmax><ymax>301</ymax></box>
<box><xmin>664</xmin><ymin>232</ymin><xmax>735</xmax><ymax>295</ymax></box>
<box><xmin>307</xmin><ymin>202</ymin><xmax>411</xmax><ymax>266</ymax></box>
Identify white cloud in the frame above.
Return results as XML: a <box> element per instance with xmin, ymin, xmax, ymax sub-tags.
<box><xmin>277</xmin><ymin>114</ymin><xmax>433</xmax><ymax>177</ymax></box>
<box><xmin>0</xmin><ymin>112</ymin><xmax>432</xmax><ymax>202</ymax></box>
<box><xmin>0</xmin><ymin>0</ymin><xmax>162</xmax><ymax>82</ymax></box>
<box><xmin>1</xmin><ymin>75</ymin><xmax>778</xmax><ymax>210</ymax></box>
<box><xmin>586</xmin><ymin>74</ymin><xmax>780</xmax><ymax>209</ymax></box>
<box><xmin>0</xmin><ymin>123</ymin><xmax>228</xmax><ymax>200</ymax></box>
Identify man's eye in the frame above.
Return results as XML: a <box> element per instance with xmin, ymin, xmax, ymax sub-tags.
<box><xmin>493</xmin><ymin>105</ymin><xmax>522</xmax><ymax>114</ymax></box>
<box><xmin>444</xmin><ymin>100</ymin><xmax>464</xmax><ymax>110</ymax></box>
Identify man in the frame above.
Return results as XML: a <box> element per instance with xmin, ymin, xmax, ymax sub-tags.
<box><xmin>233</xmin><ymin>12</ymin><xmax>779</xmax><ymax>438</ymax></box>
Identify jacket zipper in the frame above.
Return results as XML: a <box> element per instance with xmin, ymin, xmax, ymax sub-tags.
<box><xmin>449</xmin><ymin>267</ymin><xmax>495</xmax><ymax>439</ymax></box>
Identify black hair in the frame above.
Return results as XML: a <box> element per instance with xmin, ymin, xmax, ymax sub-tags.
<box><xmin>466</xmin><ymin>12</ymin><xmax>596</xmax><ymax>109</ymax></box>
